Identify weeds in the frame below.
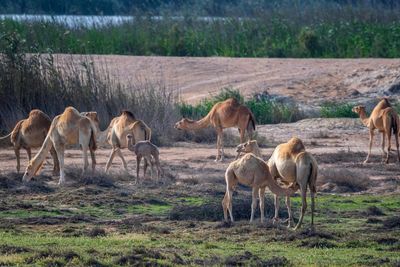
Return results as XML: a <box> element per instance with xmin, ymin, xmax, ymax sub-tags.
<box><xmin>320</xmin><ymin>102</ymin><xmax>358</xmax><ymax>118</ymax></box>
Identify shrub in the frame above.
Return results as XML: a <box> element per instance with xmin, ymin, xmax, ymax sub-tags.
<box><xmin>320</xmin><ymin>102</ymin><xmax>358</xmax><ymax>118</ymax></box>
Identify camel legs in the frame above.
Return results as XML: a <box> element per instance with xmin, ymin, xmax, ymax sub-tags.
<box><xmin>310</xmin><ymin>189</ymin><xmax>315</xmax><ymax>229</ymax></box>
<box><xmin>81</xmin><ymin>146</ymin><xmax>89</xmax><ymax>175</ymax></box>
<box><xmin>50</xmin><ymin>146</ymin><xmax>60</xmax><ymax>176</ymax></box>
<box><xmin>222</xmin><ymin>186</ymin><xmax>234</xmax><ymax>222</ymax></box>
<box><xmin>136</xmin><ymin>155</ymin><xmax>142</xmax><ymax>183</ymax></box>
<box><xmin>294</xmin><ymin>182</ymin><xmax>308</xmax><ymax>230</ymax></box>
<box><xmin>259</xmin><ymin>187</ymin><xmax>266</xmax><ymax>223</ymax></box>
<box><xmin>25</xmin><ymin>147</ymin><xmax>32</xmax><ymax>161</ymax></box>
<box><xmin>250</xmin><ymin>187</ymin><xmax>258</xmax><ymax>222</ymax></box>
<box><xmin>395</xmin><ymin>130</ymin><xmax>400</xmax><ymax>162</ymax></box>
<box><xmin>385</xmin><ymin>129</ymin><xmax>392</xmax><ymax>164</ymax></box>
<box><xmin>381</xmin><ymin>132</ymin><xmax>386</xmax><ymax>158</ymax></box>
<box><xmin>286</xmin><ymin>196</ymin><xmax>294</xmax><ymax>228</ymax></box>
<box><xmin>215</xmin><ymin>128</ymin><xmax>224</xmax><ymax>162</ymax></box>
<box><xmin>364</xmin><ymin>129</ymin><xmax>374</xmax><ymax>163</ymax></box>
<box><xmin>273</xmin><ymin>194</ymin><xmax>280</xmax><ymax>224</ymax></box>
<box><xmin>55</xmin><ymin>145</ymin><xmax>65</xmax><ymax>185</ymax></box>
<box><xmin>105</xmin><ymin>148</ymin><xmax>127</xmax><ymax>173</ymax></box>
<box><xmin>90</xmin><ymin>148</ymin><xmax>96</xmax><ymax>172</ymax></box>
<box><xmin>14</xmin><ymin>147</ymin><xmax>20</xmax><ymax>173</ymax></box>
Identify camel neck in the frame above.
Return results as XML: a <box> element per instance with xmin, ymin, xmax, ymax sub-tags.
<box><xmin>30</xmin><ymin>134</ymin><xmax>53</xmax><ymax>173</ymax></box>
<box><xmin>358</xmin><ymin>111</ymin><xmax>370</xmax><ymax>127</ymax></box>
<box><xmin>185</xmin><ymin>116</ymin><xmax>210</xmax><ymax>130</ymax></box>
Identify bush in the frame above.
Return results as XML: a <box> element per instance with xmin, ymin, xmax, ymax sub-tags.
<box><xmin>0</xmin><ymin>35</ymin><xmax>181</xmax><ymax>145</ymax></box>
<box><xmin>320</xmin><ymin>102</ymin><xmax>358</xmax><ymax>118</ymax></box>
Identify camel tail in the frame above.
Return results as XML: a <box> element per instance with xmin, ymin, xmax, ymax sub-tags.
<box><xmin>391</xmin><ymin>111</ymin><xmax>398</xmax><ymax>136</ymax></box>
<box><xmin>247</xmin><ymin>112</ymin><xmax>256</xmax><ymax>132</ymax></box>
<box><xmin>89</xmin><ymin>124</ymin><xmax>97</xmax><ymax>151</ymax></box>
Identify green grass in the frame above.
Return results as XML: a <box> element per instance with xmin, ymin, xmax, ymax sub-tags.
<box><xmin>2</xmin><ymin>13</ymin><xmax>400</xmax><ymax>58</ymax></box>
<box><xmin>0</xmin><ymin>193</ymin><xmax>399</xmax><ymax>266</ymax></box>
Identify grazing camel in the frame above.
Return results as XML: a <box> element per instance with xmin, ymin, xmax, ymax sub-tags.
<box><xmin>0</xmin><ymin>109</ymin><xmax>59</xmax><ymax>174</ymax></box>
<box><xmin>352</xmin><ymin>98</ymin><xmax>400</xmax><ymax>164</ymax></box>
<box><xmin>175</xmin><ymin>98</ymin><xmax>256</xmax><ymax>161</ymax></box>
<box><xmin>237</xmin><ymin>138</ymin><xmax>318</xmax><ymax>230</ymax></box>
<box><xmin>126</xmin><ymin>134</ymin><xmax>162</xmax><ymax>183</ymax></box>
<box><xmin>22</xmin><ymin>107</ymin><xmax>97</xmax><ymax>185</ymax></box>
<box><xmin>222</xmin><ymin>153</ymin><xmax>295</xmax><ymax>223</ymax></box>
<box><xmin>102</xmin><ymin>111</ymin><xmax>152</xmax><ymax>173</ymax></box>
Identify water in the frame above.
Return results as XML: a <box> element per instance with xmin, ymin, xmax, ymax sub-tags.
<box><xmin>0</xmin><ymin>14</ymin><xmax>229</xmax><ymax>28</ymax></box>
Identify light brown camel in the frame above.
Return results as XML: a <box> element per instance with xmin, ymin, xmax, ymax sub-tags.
<box><xmin>237</xmin><ymin>138</ymin><xmax>318</xmax><ymax>230</ymax></box>
<box><xmin>235</xmin><ymin>140</ymin><xmax>262</xmax><ymax>159</ymax></box>
<box><xmin>22</xmin><ymin>107</ymin><xmax>97</xmax><ymax>185</ymax></box>
<box><xmin>102</xmin><ymin>111</ymin><xmax>152</xmax><ymax>173</ymax></box>
<box><xmin>175</xmin><ymin>98</ymin><xmax>256</xmax><ymax>161</ymax></box>
<box><xmin>126</xmin><ymin>134</ymin><xmax>162</xmax><ymax>183</ymax></box>
<box><xmin>222</xmin><ymin>153</ymin><xmax>295</xmax><ymax>223</ymax></box>
<box><xmin>352</xmin><ymin>98</ymin><xmax>400</xmax><ymax>164</ymax></box>
<box><xmin>0</xmin><ymin>109</ymin><xmax>59</xmax><ymax>174</ymax></box>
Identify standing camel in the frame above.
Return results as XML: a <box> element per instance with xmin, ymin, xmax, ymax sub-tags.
<box><xmin>222</xmin><ymin>153</ymin><xmax>295</xmax><ymax>223</ymax></box>
<box><xmin>22</xmin><ymin>107</ymin><xmax>97</xmax><ymax>185</ymax></box>
<box><xmin>175</xmin><ymin>98</ymin><xmax>256</xmax><ymax>161</ymax></box>
<box><xmin>101</xmin><ymin>111</ymin><xmax>152</xmax><ymax>173</ymax></box>
<box><xmin>352</xmin><ymin>98</ymin><xmax>400</xmax><ymax>163</ymax></box>
<box><xmin>236</xmin><ymin>138</ymin><xmax>318</xmax><ymax>230</ymax></box>
<box><xmin>0</xmin><ymin>109</ymin><xmax>59</xmax><ymax>174</ymax></box>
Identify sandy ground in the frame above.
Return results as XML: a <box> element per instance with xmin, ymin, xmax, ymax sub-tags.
<box><xmin>56</xmin><ymin>55</ymin><xmax>400</xmax><ymax>106</ymax></box>
<box><xmin>1</xmin><ymin>118</ymin><xmax>399</xmax><ymax>194</ymax></box>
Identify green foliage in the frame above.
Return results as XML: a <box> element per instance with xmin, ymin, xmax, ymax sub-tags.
<box><xmin>1</xmin><ymin>9</ymin><xmax>400</xmax><ymax>58</ymax></box>
<box><xmin>320</xmin><ymin>102</ymin><xmax>358</xmax><ymax>118</ymax></box>
<box><xmin>179</xmin><ymin>88</ymin><xmax>303</xmax><ymax>124</ymax></box>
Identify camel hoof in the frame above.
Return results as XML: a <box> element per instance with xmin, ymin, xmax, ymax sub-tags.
<box><xmin>363</xmin><ymin>160</ymin><xmax>369</xmax><ymax>164</ymax></box>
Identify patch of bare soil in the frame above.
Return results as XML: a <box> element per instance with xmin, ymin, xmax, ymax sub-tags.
<box><xmin>55</xmin><ymin>56</ymin><xmax>400</xmax><ymax>107</ymax></box>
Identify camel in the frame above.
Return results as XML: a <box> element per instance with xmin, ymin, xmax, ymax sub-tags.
<box><xmin>102</xmin><ymin>111</ymin><xmax>152</xmax><ymax>173</ymax></box>
<box><xmin>236</xmin><ymin>138</ymin><xmax>318</xmax><ymax>230</ymax></box>
<box><xmin>0</xmin><ymin>109</ymin><xmax>59</xmax><ymax>174</ymax></box>
<box><xmin>175</xmin><ymin>98</ymin><xmax>256</xmax><ymax>161</ymax></box>
<box><xmin>222</xmin><ymin>153</ymin><xmax>295</xmax><ymax>223</ymax></box>
<box><xmin>235</xmin><ymin>140</ymin><xmax>262</xmax><ymax>159</ymax></box>
<box><xmin>352</xmin><ymin>98</ymin><xmax>400</xmax><ymax>164</ymax></box>
<box><xmin>22</xmin><ymin>107</ymin><xmax>97</xmax><ymax>185</ymax></box>
<box><xmin>126</xmin><ymin>134</ymin><xmax>162</xmax><ymax>182</ymax></box>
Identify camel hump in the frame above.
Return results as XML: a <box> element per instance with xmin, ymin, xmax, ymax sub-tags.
<box><xmin>287</xmin><ymin>137</ymin><xmax>305</xmax><ymax>154</ymax></box>
<box><xmin>225</xmin><ymin>98</ymin><xmax>240</xmax><ymax>106</ymax></box>
<box><xmin>121</xmin><ymin>110</ymin><xmax>135</xmax><ymax>120</ymax></box>
<box><xmin>29</xmin><ymin>109</ymin><xmax>45</xmax><ymax>117</ymax></box>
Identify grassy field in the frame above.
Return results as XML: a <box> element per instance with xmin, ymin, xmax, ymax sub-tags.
<box><xmin>0</xmin><ymin>170</ymin><xmax>399</xmax><ymax>266</ymax></box>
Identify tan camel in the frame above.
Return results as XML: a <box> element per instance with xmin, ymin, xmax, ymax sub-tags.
<box><xmin>237</xmin><ymin>138</ymin><xmax>318</xmax><ymax>230</ymax></box>
<box><xmin>235</xmin><ymin>140</ymin><xmax>262</xmax><ymax>159</ymax></box>
<box><xmin>352</xmin><ymin>98</ymin><xmax>400</xmax><ymax>163</ymax></box>
<box><xmin>175</xmin><ymin>98</ymin><xmax>256</xmax><ymax>161</ymax></box>
<box><xmin>22</xmin><ymin>107</ymin><xmax>97</xmax><ymax>185</ymax></box>
<box><xmin>102</xmin><ymin>111</ymin><xmax>152</xmax><ymax>173</ymax></box>
<box><xmin>126</xmin><ymin>134</ymin><xmax>162</xmax><ymax>183</ymax></box>
<box><xmin>222</xmin><ymin>153</ymin><xmax>295</xmax><ymax>223</ymax></box>
<box><xmin>0</xmin><ymin>109</ymin><xmax>59</xmax><ymax>174</ymax></box>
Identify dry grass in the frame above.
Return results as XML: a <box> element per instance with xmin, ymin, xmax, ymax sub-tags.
<box><xmin>318</xmin><ymin>167</ymin><xmax>370</xmax><ymax>193</ymax></box>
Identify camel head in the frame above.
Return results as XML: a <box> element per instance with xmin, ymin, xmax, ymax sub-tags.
<box><xmin>81</xmin><ymin>111</ymin><xmax>100</xmax><ymax>132</ymax></box>
<box><xmin>235</xmin><ymin>140</ymin><xmax>259</xmax><ymax>159</ymax></box>
<box><xmin>352</xmin><ymin>105</ymin><xmax>365</xmax><ymax>114</ymax></box>
<box><xmin>22</xmin><ymin>161</ymin><xmax>44</xmax><ymax>182</ymax></box>
<box><xmin>174</xmin><ymin>118</ymin><xmax>190</xmax><ymax>130</ymax></box>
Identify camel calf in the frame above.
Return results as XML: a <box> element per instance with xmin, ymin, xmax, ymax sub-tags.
<box><xmin>126</xmin><ymin>134</ymin><xmax>161</xmax><ymax>183</ymax></box>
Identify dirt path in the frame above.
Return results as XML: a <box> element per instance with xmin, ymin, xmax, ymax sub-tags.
<box><xmin>56</xmin><ymin>55</ymin><xmax>400</xmax><ymax>105</ymax></box>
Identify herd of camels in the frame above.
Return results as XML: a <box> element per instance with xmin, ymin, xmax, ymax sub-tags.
<box><xmin>0</xmin><ymin>97</ymin><xmax>399</xmax><ymax>230</ymax></box>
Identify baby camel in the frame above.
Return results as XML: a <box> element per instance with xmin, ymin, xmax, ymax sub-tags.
<box><xmin>22</xmin><ymin>107</ymin><xmax>97</xmax><ymax>185</ymax></box>
<box><xmin>352</xmin><ymin>98</ymin><xmax>400</xmax><ymax>164</ymax></box>
<box><xmin>236</xmin><ymin>138</ymin><xmax>318</xmax><ymax>230</ymax></box>
<box><xmin>126</xmin><ymin>134</ymin><xmax>161</xmax><ymax>183</ymax></box>
<box><xmin>0</xmin><ymin>109</ymin><xmax>59</xmax><ymax>174</ymax></box>
<box><xmin>222</xmin><ymin>153</ymin><xmax>294</xmax><ymax>223</ymax></box>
